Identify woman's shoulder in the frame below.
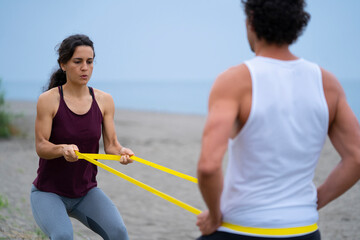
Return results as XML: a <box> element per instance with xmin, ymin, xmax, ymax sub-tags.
<box><xmin>92</xmin><ymin>88</ymin><xmax>113</xmax><ymax>102</ymax></box>
<box><xmin>38</xmin><ymin>87</ymin><xmax>60</xmax><ymax>102</ymax></box>
<box><xmin>37</xmin><ymin>87</ymin><xmax>60</xmax><ymax>114</ymax></box>
<box><xmin>92</xmin><ymin>88</ymin><xmax>115</xmax><ymax>114</ymax></box>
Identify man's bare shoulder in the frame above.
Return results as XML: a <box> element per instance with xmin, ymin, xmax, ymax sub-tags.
<box><xmin>320</xmin><ymin>67</ymin><xmax>346</xmax><ymax>104</ymax></box>
<box><xmin>320</xmin><ymin>67</ymin><xmax>349</xmax><ymax>125</ymax></box>
<box><xmin>321</xmin><ymin>68</ymin><xmax>343</xmax><ymax>93</ymax></box>
<box><xmin>212</xmin><ymin>63</ymin><xmax>251</xmax><ymax>94</ymax></box>
<box><xmin>218</xmin><ymin>63</ymin><xmax>250</xmax><ymax>82</ymax></box>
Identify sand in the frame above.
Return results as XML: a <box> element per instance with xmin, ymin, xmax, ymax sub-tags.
<box><xmin>0</xmin><ymin>100</ymin><xmax>359</xmax><ymax>240</ymax></box>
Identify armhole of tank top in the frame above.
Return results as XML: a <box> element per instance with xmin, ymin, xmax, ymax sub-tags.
<box><xmin>53</xmin><ymin>86</ymin><xmax>63</xmax><ymax>119</ymax></box>
<box><xmin>88</xmin><ymin>87</ymin><xmax>104</xmax><ymax>121</ymax></box>
<box><xmin>88</xmin><ymin>86</ymin><xmax>100</xmax><ymax>110</ymax></box>
<box><xmin>316</xmin><ymin>65</ymin><xmax>330</xmax><ymax>130</ymax></box>
<box><xmin>230</xmin><ymin>61</ymin><xmax>256</xmax><ymax>144</ymax></box>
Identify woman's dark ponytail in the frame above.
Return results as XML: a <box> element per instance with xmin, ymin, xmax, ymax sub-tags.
<box><xmin>45</xmin><ymin>34</ymin><xmax>95</xmax><ymax>91</ymax></box>
<box><xmin>47</xmin><ymin>68</ymin><xmax>67</xmax><ymax>90</ymax></box>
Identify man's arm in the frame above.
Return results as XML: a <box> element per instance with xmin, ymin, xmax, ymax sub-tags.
<box><xmin>317</xmin><ymin>69</ymin><xmax>360</xmax><ymax>209</ymax></box>
<box><xmin>197</xmin><ymin>64</ymin><xmax>250</xmax><ymax>235</ymax></box>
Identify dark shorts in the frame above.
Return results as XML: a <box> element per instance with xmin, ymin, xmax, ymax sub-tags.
<box><xmin>197</xmin><ymin>230</ymin><xmax>320</xmax><ymax>240</ymax></box>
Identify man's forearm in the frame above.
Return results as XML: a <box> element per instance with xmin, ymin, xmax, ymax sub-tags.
<box><xmin>317</xmin><ymin>159</ymin><xmax>360</xmax><ymax>209</ymax></box>
<box><xmin>198</xmin><ymin>167</ymin><xmax>223</xmax><ymax>220</ymax></box>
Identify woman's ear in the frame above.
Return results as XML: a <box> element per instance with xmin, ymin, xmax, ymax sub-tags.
<box><xmin>60</xmin><ymin>63</ymin><xmax>66</xmax><ymax>72</ymax></box>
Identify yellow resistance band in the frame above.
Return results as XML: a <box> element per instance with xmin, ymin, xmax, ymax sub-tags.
<box><xmin>78</xmin><ymin>153</ymin><xmax>197</xmax><ymax>183</ymax></box>
<box><xmin>76</xmin><ymin>152</ymin><xmax>201</xmax><ymax>215</ymax></box>
<box><xmin>76</xmin><ymin>152</ymin><xmax>318</xmax><ymax>237</ymax></box>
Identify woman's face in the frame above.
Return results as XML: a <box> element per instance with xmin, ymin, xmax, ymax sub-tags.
<box><xmin>61</xmin><ymin>46</ymin><xmax>94</xmax><ymax>85</ymax></box>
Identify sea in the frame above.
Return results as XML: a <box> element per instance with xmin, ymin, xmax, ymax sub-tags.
<box><xmin>2</xmin><ymin>80</ymin><xmax>213</xmax><ymax>115</ymax></box>
<box><xmin>2</xmin><ymin>79</ymin><xmax>360</xmax><ymax>120</ymax></box>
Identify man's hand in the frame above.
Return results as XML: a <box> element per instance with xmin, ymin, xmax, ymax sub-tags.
<box><xmin>196</xmin><ymin>210</ymin><xmax>222</xmax><ymax>236</ymax></box>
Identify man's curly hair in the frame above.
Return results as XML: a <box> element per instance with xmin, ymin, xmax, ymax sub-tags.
<box><xmin>242</xmin><ymin>0</ymin><xmax>310</xmax><ymax>45</ymax></box>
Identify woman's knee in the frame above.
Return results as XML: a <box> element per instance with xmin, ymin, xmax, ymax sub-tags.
<box><xmin>88</xmin><ymin>218</ymin><xmax>128</xmax><ymax>240</ymax></box>
<box><xmin>50</xmin><ymin>230</ymin><xmax>73</xmax><ymax>240</ymax></box>
<box><xmin>107</xmin><ymin>225</ymin><xmax>129</xmax><ymax>240</ymax></box>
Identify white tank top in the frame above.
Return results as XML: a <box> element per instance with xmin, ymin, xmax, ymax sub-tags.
<box><xmin>219</xmin><ymin>56</ymin><xmax>329</xmax><ymax>235</ymax></box>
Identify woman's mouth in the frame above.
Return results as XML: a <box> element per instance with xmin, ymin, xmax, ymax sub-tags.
<box><xmin>80</xmin><ymin>75</ymin><xmax>88</xmax><ymax>79</ymax></box>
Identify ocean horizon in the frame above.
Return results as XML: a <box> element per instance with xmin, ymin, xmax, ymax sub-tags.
<box><xmin>2</xmin><ymin>79</ymin><xmax>213</xmax><ymax>115</ymax></box>
<box><xmin>2</xmin><ymin>79</ymin><xmax>360</xmax><ymax>120</ymax></box>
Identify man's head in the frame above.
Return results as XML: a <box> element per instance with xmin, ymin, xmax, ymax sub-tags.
<box><xmin>242</xmin><ymin>0</ymin><xmax>310</xmax><ymax>48</ymax></box>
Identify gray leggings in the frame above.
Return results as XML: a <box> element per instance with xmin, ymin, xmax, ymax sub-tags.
<box><xmin>30</xmin><ymin>185</ymin><xmax>129</xmax><ymax>240</ymax></box>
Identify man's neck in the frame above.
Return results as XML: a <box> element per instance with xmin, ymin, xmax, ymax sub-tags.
<box><xmin>254</xmin><ymin>41</ymin><xmax>298</xmax><ymax>61</ymax></box>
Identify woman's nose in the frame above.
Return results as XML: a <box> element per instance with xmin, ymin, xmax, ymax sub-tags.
<box><xmin>81</xmin><ymin>62</ymin><xmax>88</xmax><ymax>70</ymax></box>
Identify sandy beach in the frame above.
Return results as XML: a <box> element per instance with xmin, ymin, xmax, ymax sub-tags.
<box><xmin>0</xmin><ymin>100</ymin><xmax>359</xmax><ymax>240</ymax></box>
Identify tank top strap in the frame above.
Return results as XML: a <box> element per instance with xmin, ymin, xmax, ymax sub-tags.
<box><xmin>58</xmin><ymin>85</ymin><xmax>64</xmax><ymax>98</ymax></box>
<box><xmin>88</xmin><ymin>87</ymin><xmax>95</xmax><ymax>100</ymax></box>
<box><xmin>58</xmin><ymin>85</ymin><xmax>94</xmax><ymax>100</ymax></box>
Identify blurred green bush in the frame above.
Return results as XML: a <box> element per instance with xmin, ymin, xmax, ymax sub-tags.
<box><xmin>0</xmin><ymin>78</ymin><xmax>12</xmax><ymax>138</ymax></box>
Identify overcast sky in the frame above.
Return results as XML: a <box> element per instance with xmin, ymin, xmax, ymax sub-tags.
<box><xmin>0</xmin><ymin>0</ymin><xmax>359</xmax><ymax>84</ymax></box>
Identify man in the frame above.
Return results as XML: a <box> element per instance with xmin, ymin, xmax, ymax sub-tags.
<box><xmin>196</xmin><ymin>0</ymin><xmax>360</xmax><ymax>239</ymax></box>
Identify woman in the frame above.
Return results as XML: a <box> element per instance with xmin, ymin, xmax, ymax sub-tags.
<box><xmin>31</xmin><ymin>34</ymin><xmax>133</xmax><ymax>240</ymax></box>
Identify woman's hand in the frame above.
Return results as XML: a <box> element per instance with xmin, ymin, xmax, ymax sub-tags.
<box><xmin>62</xmin><ymin>144</ymin><xmax>79</xmax><ymax>162</ymax></box>
<box><xmin>119</xmin><ymin>147</ymin><xmax>134</xmax><ymax>165</ymax></box>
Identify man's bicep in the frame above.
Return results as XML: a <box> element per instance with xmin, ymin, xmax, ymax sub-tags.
<box><xmin>198</xmin><ymin>100</ymin><xmax>238</xmax><ymax>174</ymax></box>
<box><xmin>207</xmin><ymin>99</ymin><xmax>238</xmax><ymax>134</ymax></box>
<box><xmin>202</xmin><ymin>100</ymin><xmax>238</xmax><ymax>152</ymax></box>
<box><xmin>329</xmin><ymin>96</ymin><xmax>360</xmax><ymax>159</ymax></box>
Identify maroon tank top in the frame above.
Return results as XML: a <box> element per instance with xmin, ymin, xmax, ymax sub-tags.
<box><xmin>33</xmin><ymin>86</ymin><xmax>103</xmax><ymax>198</ymax></box>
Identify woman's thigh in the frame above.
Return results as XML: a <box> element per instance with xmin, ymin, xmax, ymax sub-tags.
<box><xmin>30</xmin><ymin>185</ymin><xmax>73</xmax><ymax>239</ymax></box>
<box><xmin>70</xmin><ymin>187</ymin><xmax>129</xmax><ymax>240</ymax></box>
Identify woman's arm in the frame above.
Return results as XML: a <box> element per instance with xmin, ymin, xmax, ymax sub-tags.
<box><xmin>98</xmin><ymin>90</ymin><xmax>134</xmax><ymax>164</ymax></box>
<box><xmin>35</xmin><ymin>89</ymin><xmax>79</xmax><ymax>162</ymax></box>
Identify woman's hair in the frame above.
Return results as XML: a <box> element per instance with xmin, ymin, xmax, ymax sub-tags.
<box><xmin>46</xmin><ymin>34</ymin><xmax>95</xmax><ymax>90</ymax></box>
<box><xmin>241</xmin><ymin>0</ymin><xmax>310</xmax><ymax>45</ymax></box>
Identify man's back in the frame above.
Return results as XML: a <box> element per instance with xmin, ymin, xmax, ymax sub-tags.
<box><xmin>196</xmin><ymin>1</ymin><xmax>360</xmax><ymax>239</ymax></box>
<box><xmin>220</xmin><ymin>56</ymin><xmax>328</xmax><ymax>232</ymax></box>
